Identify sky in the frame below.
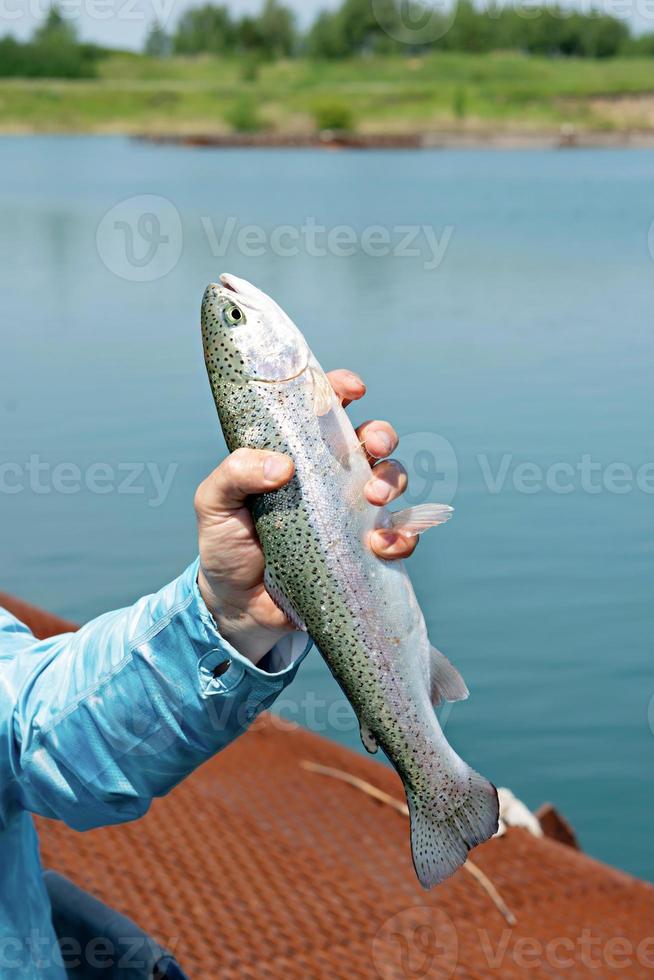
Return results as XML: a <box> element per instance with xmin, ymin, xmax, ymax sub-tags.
<box><xmin>1</xmin><ymin>0</ymin><xmax>337</xmax><ymax>47</ymax></box>
<box><xmin>2</xmin><ymin>0</ymin><xmax>651</xmax><ymax>50</ymax></box>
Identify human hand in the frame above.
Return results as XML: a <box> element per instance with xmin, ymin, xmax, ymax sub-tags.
<box><xmin>196</xmin><ymin>370</ymin><xmax>418</xmax><ymax>664</ymax></box>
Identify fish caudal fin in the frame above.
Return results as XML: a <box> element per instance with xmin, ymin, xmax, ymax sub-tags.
<box><xmin>407</xmin><ymin>768</ymin><xmax>499</xmax><ymax>889</ymax></box>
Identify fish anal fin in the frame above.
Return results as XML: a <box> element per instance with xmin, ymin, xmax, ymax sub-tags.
<box><xmin>263</xmin><ymin>568</ymin><xmax>307</xmax><ymax>632</ymax></box>
<box><xmin>430</xmin><ymin>645</ymin><xmax>468</xmax><ymax>707</ymax></box>
<box><xmin>390</xmin><ymin>504</ymin><xmax>453</xmax><ymax>537</ymax></box>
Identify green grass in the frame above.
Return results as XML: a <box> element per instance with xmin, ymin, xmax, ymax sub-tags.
<box><xmin>1</xmin><ymin>51</ymin><xmax>653</xmax><ymax>134</ymax></box>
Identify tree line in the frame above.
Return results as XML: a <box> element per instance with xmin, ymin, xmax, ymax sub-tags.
<box><xmin>153</xmin><ymin>0</ymin><xmax>296</xmax><ymax>58</ymax></box>
<box><xmin>147</xmin><ymin>0</ymin><xmax>652</xmax><ymax>60</ymax></box>
<box><xmin>1</xmin><ymin>0</ymin><xmax>653</xmax><ymax>80</ymax></box>
<box><xmin>0</xmin><ymin>9</ymin><xmax>108</xmax><ymax>77</ymax></box>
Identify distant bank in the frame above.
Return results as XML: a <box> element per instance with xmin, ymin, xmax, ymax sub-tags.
<box><xmin>136</xmin><ymin>128</ymin><xmax>654</xmax><ymax>150</ymax></box>
<box><xmin>4</xmin><ymin>124</ymin><xmax>654</xmax><ymax>149</ymax></box>
<box><xmin>2</xmin><ymin>52</ymin><xmax>654</xmax><ymax>143</ymax></box>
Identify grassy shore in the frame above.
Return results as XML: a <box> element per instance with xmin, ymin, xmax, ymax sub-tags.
<box><xmin>2</xmin><ymin>51</ymin><xmax>654</xmax><ymax>136</ymax></box>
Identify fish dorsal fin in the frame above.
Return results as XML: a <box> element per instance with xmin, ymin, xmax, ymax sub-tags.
<box><xmin>430</xmin><ymin>646</ymin><xmax>468</xmax><ymax>707</ymax></box>
<box><xmin>390</xmin><ymin>504</ymin><xmax>453</xmax><ymax>536</ymax></box>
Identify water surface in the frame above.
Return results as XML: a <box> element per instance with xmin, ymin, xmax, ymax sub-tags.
<box><xmin>1</xmin><ymin>137</ymin><xmax>652</xmax><ymax>881</ymax></box>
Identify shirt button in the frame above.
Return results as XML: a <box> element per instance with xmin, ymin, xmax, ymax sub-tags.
<box><xmin>198</xmin><ymin>651</ymin><xmax>245</xmax><ymax>696</ymax></box>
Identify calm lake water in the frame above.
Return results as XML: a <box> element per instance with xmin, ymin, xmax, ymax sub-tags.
<box><xmin>1</xmin><ymin>136</ymin><xmax>652</xmax><ymax>881</ymax></box>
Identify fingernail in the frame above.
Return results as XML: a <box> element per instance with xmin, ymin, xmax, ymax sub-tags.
<box><xmin>345</xmin><ymin>371</ymin><xmax>364</xmax><ymax>389</ymax></box>
<box><xmin>372</xmin><ymin>431</ymin><xmax>393</xmax><ymax>457</ymax></box>
<box><xmin>263</xmin><ymin>454</ymin><xmax>292</xmax><ymax>482</ymax></box>
<box><xmin>375</xmin><ymin>530</ymin><xmax>399</xmax><ymax>548</ymax></box>
<box><xmin>369</xmin><ymin>479</ymin><xmax>391</xmax><ymax>503</ymax></box>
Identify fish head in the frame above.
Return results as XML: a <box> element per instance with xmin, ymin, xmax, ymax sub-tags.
<box><xmin>202</xmin><ymin>273</ymin><xmax>310</xmax><ymax>385</ymax></box>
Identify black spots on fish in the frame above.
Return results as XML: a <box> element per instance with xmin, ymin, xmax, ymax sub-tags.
<box><xmin>202</xmin><ymin>305</ymin><xmax>247</xmax><ymax>386</ymax></box>
<box><xmin>213</xmin><ymin>379</ymin><xmax>421</xmax><ymax>787</ymax></box>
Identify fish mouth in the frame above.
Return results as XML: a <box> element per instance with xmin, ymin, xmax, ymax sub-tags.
<box><xmin>218</xmin><ymin>273</ymin><xmax>266</xmax><ymax>310</ymax></box>
<box><xmin>220</xmin><ymin>273</ymin><xmax>239</xmax><ymax>294</ymax></box>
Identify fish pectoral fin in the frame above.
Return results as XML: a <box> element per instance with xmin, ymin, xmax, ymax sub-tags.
<box><xmin>308</xmin><ymin>366</ymin><xmax>334</xmax><ymax>417</ymax></box>
<box><xmin>390</xmin><ymin>504</ymin><xmax>454</xmax><ymax>537</ymax></box>
<box><xmin>263</xmin><ymin>568</ymin><xmax>307</xmax><ymax>632</ymax></box>
<box><xmin>430</xmin><ymin>645</ymin><xmax>469</xmax><ymax>707</ymax></box>
<box><xmin>359</xmin><ymin>722</ymin><xmax>379</xmax><ymax>755</ymax></box>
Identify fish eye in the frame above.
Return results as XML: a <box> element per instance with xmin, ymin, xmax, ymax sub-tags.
<box><xmin>226</xmin><ymin>304</ymin><xmax>245</xmax><ymax>326</ymax></box>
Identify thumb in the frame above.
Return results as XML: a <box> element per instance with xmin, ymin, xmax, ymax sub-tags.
<box><xmin>195</xmin><ymin>448</ymin><xmax>294</xmax><ymax>516</ymax></box>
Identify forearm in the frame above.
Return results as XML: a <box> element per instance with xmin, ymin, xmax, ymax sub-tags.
<box><xmin>2</xmin><ymin>561</ymin><xmax>309</xmax><ymax>831</ymax></box>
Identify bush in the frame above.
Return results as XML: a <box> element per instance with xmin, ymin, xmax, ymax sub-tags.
<box><xmin>0</xmin><ymin>9</ymin><xmax>104</xmax><ymax>78</ymax></box>
<box><xmin>311</xmin><ymin>98</ymin><xmax>355</xmax><ymax>131</ymax></box>
<box><xmin>306</xmin><ymin>11</ymin><xmax>347</xmax><ymax>58</ymax></box>
<box><xmin>224</xmin><ymin>96</ymin><xmax>263</xmax><ymax>132</ymax></box>
<box><xmin>173</xmin><ymin>4</ymin><xmax>235</xmax><ymax>55</ymax></box>
<box><xmin>240</xmin><ymin>55</ymin><xmax>261</xmax><ymax>82</ymax></box>
<box><xmin>144</xmin><ymin>22</ymin><xmax>172</xmax><ymax>59</ymax></box>
<box><xmin>452</xmin><ymin>87</ymin><xmax>467</xmax><ymax>120</ymax></box>
<box><xmin>0</xmin><ymin>35</ymin><xmax>98</xmax><ymax>78</ymax></box>
<box><xmin>172</xmin><ymin>0</ymin><xmax>295</xmax><ymax>58</ymax></box>
<box><xmin>251</xmin><ymin>0</ymin><xmax>296</xmax><ymax>58</ymax></box>
<box><xmin>622</xmin><ymin>32</ymin><xmax>654</xmax><ymax>55</ymax></box>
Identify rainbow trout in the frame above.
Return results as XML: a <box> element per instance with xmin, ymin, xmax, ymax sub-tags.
<box><xmin>201</xmin><ymin>274</ymin><xmax>498</xmax><ymax>887</ymax></box>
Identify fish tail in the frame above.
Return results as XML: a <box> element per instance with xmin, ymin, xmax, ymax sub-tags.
<box><xmin>407</xmin><ymin>761</ymin><xmax>499</xmax><ymax>889</ymax></box>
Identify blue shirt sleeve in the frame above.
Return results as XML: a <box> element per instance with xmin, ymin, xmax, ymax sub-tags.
<box><xmin>0</xmin><ymin>560</ymin><xmax>310</xmax><ymax>832</ymax></box>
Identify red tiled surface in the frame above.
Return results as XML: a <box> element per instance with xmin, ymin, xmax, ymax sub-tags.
<box><xmin>4</xmin><ymin>595</ymin><xmax>654</xmax><ymax>978</ymax></box>
<box><xmin>0</xmin><ymin>592</ymin><xmax>77</xmax><ymax>641</ymax></box>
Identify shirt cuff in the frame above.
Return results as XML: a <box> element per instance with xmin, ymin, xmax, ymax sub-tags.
<box><xmin>188</xmin><ymin>559</ymin><xmax>312</xmax><ymax>699</ymax></box>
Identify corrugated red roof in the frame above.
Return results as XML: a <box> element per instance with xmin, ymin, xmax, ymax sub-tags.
<box><xmin>5</xmin><ymin>594</ymin><xmax>654</xmax><ymax>978</ymax></box>
<box><xmin>0</xmin><ymin>591</ymin><xmax>77</xmax><ymax>641</ymax></box>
